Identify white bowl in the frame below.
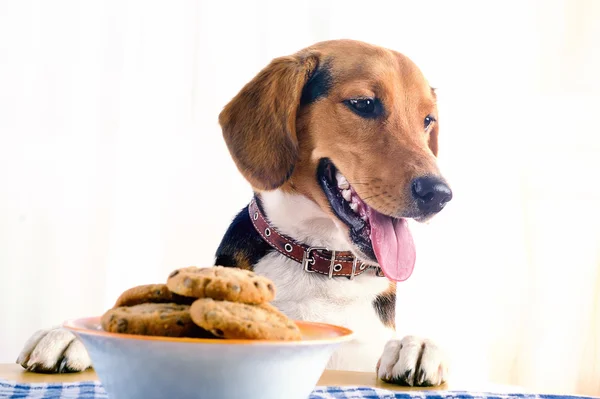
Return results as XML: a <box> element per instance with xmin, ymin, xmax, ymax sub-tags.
<box><xmin>64</xmin><ymin>317</ymin><xmax>354</xmax><ymax>399</ymax></box>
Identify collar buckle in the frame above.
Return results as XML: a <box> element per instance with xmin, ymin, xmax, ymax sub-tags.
<box><xmin>302</xmin><ymin>246</ymin><xmax>328</xmax><ymax>273</ymax></box>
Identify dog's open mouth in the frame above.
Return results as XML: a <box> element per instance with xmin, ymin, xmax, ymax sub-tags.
<box><xmin>317</xmin><ymin>158</ymin><xmax>416</xmax><ymax>282</ymax></box>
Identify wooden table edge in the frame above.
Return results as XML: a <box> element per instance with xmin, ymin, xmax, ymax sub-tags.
<box><xmin>2</xmin><ymin>364</ymin><xmax>595</xmax><ymax>397</ymax></box>
<box><xmin>0</xmin><ymin>364</ymin><xmax>433</xmax><ymax>391</ymax></box>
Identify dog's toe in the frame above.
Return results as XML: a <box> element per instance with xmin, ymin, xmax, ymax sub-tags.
<box><xmin>377</xmin><ymin>335</ymin><xmax>448</xmax><ymax>387</ymax></box>
<box><xmin>58</xmin><ymin>338</ymin><xmax>91</xmax><ymax>373</ymax></box>
<box><xmin>16</xmin><ymin>328</ymin><xmax>49</xmax><ymax>367</ymax></box>
<box><xmin>17</xmin><ymin>327</ymin><xmax>91</xmax><ymax>374</ymax></box>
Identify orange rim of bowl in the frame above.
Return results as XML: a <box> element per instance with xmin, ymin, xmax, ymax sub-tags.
<box><xmin>63</xmin><ymin>317</ymin><xmax>355</xmax><ymax>346</ymax></box>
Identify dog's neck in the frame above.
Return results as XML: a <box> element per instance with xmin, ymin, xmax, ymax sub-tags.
<box><xmin>259</xmin><ymin>189</ymin><xmax>351</xmax><ymax>251</ymax></box>
<box><xmin>213</xmin><ymin>189</ymin><xmax>354</xmax><ymax>272</ymax></box>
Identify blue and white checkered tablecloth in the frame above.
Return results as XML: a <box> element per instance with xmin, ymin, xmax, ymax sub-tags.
<box><xmin>1</xmin><ymin>380</ymin><xmax>598</xmax><ymax>399</ymax></box>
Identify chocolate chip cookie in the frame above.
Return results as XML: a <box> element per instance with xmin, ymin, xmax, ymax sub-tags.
<box><xmin>189</xmin><ymin>298</ymin><xmax>302</xmax><ymax>341</ymax></box>
<box><xmin>166</xmin><ymin>266</ymin><xmax>276</xmax><ymax>305</ymax></box>
<box><xmin>112</xmin><ymin>284</ymin><xmax>195</xmax><ymax>308</ymax></box>
<box><xmin>101</xmin><ymin>303</ymin><xmax>214</xmax><ymax>338</ymax></box>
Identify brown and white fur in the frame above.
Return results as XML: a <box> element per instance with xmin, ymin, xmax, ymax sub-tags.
<box><xmin>17</xmin><ymin>39</ymin><xmax>451</xmax><ymax>387</ymax></box>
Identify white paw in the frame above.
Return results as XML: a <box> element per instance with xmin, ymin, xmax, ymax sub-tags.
<box><xmin>376</xmin><ymin>335</ymin><xmax>448</xmax><ymax>387</ymax></box>
<box><xmin>16</xmin><ymin>327</ymin><xmax>92</xmax><ymax>373</ymax></box>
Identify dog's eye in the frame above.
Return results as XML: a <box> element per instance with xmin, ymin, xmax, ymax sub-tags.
<box><xmin>344</xmin><ymin>98</ymin><xmax>381</xmax><ymax>118</ymax></box>
<box><xmin>424</xmin><ymin>115</ymin><xmax>436</xmax><ymax>130</ymax></box>
<box><xmin>349</xmin><ymin>99</ymin><xmax>374</xmax><ymax>113</ymax></box>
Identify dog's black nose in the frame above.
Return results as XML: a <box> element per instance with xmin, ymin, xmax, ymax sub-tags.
<box><xmin>411</xmin><ymin>176</ymin><xmax>452</xmax><ymax>215</ymax></box>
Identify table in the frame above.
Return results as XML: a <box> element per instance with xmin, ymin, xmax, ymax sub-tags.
<box><xmin>0</xmin><ymin>364</ymin><xmax>523</xmax><ymax>393</ymax></box>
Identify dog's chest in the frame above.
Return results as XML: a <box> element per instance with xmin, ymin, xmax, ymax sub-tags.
<box><xmin>254</xmin><ymin>251</ymin><xmax>394</xmax><ymax>371</ymax></box>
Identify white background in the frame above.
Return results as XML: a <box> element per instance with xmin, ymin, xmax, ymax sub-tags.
<box><xmin>1</xmin><ymin>0</ymin><xmax>599</xmax><ymax>395</ymax></box>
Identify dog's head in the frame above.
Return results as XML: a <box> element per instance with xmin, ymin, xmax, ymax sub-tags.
<box><xmin>219</xmin><ymin>39</ymin><xmax>452</xmax><ymax>281</ymax></box>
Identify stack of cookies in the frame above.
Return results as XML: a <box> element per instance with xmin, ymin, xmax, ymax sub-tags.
<box><xmin>101</xmin><ymin>266</ymin><xmax>302</xmax><ymax>341</ymax></box>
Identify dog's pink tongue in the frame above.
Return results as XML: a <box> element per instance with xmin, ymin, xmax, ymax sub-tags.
<box><xmin>368</xmin><ymin>210</ymin><xmax>415</xmax><ymax>282</ymax></box>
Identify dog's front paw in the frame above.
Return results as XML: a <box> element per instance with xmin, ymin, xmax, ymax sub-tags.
<box><xmin>16</xmin><ymin>327</ymin><xmax>91</xmax><ymax>373</ymax></box>
<box><xmin>376</xmin><ymin>335</ymin><xmax>448</xmax><ymax>387</ymax></box>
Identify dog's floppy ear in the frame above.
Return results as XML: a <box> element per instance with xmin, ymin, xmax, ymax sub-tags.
<box><xmin>219</xmin><ymin>52</ymin><xmax>321</xmax><ymax>191</ymax></box>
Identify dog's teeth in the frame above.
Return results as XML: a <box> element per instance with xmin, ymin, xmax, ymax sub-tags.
<box><xmin>361</xmin><ymin>214</ymin><xmax>368</xmax><ymax>221</ymax></box>
<box><xmin>342</xmin><ymin>189</ymin><xmax>352</xmax><ymax>202</ymax></box>
<box><xmin>337</xmin><ymin>174</ymin><xmax>349</xmax><ymax>189</ymax></box>
<box><xmin>350</xmin><ymin>203</ymin><xmax>358</xmax><ymax>212</ymax></box>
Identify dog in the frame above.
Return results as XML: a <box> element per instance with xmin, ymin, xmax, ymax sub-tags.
<box><xmin>17</xmin><ymin>39</ymin><xmax>452</xmax><ymax>387</ymax></box>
